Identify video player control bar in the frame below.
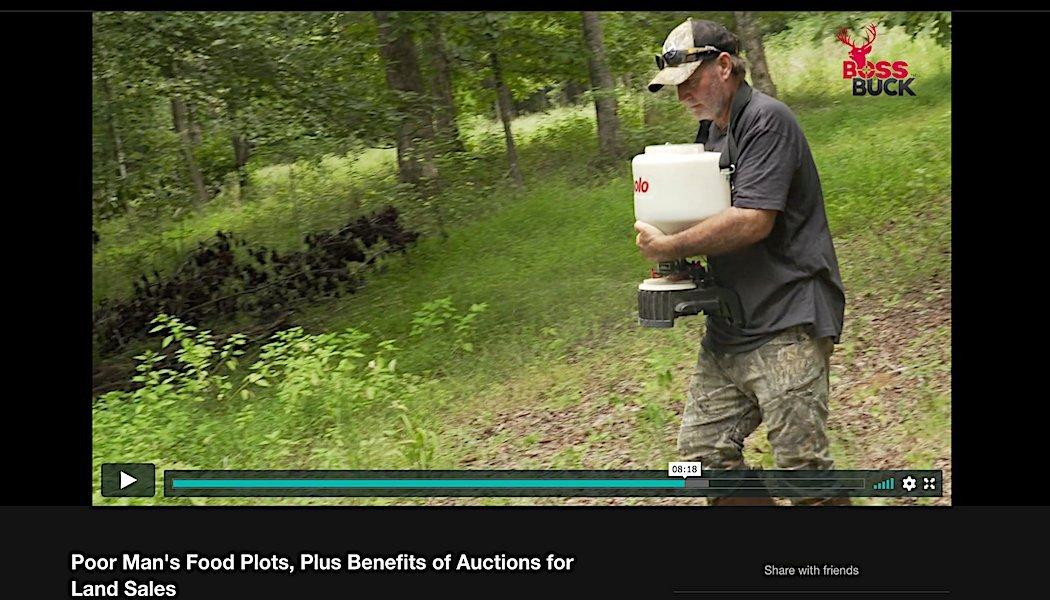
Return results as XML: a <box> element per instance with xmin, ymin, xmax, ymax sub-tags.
<box><xmin>160</xmin><ymin>469</ymin><xmax>942</xmax><ymax>498</ymax></box>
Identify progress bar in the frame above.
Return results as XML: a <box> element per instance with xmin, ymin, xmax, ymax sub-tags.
<box><xmin>163</xmin><ymin>470</ymin><xmax>942</xmax><ymax>498</ymax></box>
<box><xmin>173</xmin><ymin>479</ymin><xmax>683</xmax><ymax>489</ymax></box>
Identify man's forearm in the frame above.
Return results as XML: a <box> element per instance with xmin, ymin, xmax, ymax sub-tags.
<box><xmin>664</xmin><ymin>207</ymin><xmax>774</xmax><ymax>258</ymax></box>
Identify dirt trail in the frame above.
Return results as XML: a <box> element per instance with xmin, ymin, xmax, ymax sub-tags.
<box><xmin>425</xmin><ymin>275</ymin><xmax>951</xmax><ymax>507</ymax></box>
<box><xmin>828</xmin><ymin>277</ymin><xmax>951</xmax><ymax>505</ymax></box>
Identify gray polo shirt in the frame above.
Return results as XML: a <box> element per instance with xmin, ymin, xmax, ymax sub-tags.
<box><xmin>699</xmin><ymin>89</ymin><xmax>845</xmax><ymax>354</ymax></box>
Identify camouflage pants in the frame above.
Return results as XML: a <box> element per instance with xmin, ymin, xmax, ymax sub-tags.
<box><xmin>678</xmin><ymin>326</ymin><xmax>835</xmax><ymax>474</ymax></box>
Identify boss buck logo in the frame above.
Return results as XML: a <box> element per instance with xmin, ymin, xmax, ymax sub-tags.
<box><xmin>837</xmin><ymin>24</ymin><xmax>915</xmax><ymax>96</ymax></box>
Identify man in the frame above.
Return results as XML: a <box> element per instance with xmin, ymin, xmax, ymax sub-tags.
<box><xmin>635</xmin><ymin>18</ymin><xmax>847</xmax><ymax>506</ymax></box>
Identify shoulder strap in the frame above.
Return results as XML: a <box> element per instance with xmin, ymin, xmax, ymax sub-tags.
<box><xmin>695</xmin><ymin>120</ymin><xmax>712</xmax><ymax>144</ymax></box>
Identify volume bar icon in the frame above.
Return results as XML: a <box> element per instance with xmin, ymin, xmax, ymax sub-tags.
<box><xmin>872</xmin><ymin>477</ymin><xmax>895</xmax><ymax>490</ymax></box>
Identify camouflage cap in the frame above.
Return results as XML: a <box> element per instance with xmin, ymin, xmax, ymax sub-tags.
<box><xmin>647</xmin><ymin>18</ymin><xmax>739</xmax><ymax>93</ymax></box>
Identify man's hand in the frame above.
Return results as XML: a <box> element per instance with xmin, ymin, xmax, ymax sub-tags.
<box><xmin>634</xmin><ymin>221</ymin><xmax>678</xmax><ymax>262</ymax></box>
<box><xmin>634</xmin><ymin>208</ymin><xmax>778</xmax><ymax>262</ymax></box>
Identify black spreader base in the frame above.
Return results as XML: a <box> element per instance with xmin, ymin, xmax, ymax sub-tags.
<box><xmin>637</xmin><ymin>284</ymin><xmax>744</xmax><ymax>328</ymax></box>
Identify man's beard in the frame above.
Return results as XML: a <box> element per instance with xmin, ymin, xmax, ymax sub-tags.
<box><xmin>690</xmin><ymin>99</ymin><xmax>724</xmax><ymax>123</ymax></box>
<box><xmin>688</xmin><ymin>85</ymin><xmax>729</xmax><ymax>124</ymax></box>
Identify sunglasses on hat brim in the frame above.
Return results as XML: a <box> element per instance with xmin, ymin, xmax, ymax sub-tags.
<box><xmin>655</xmin><ymin>45</ymin><xmax>724</xmax><ymax>70</ymax></box>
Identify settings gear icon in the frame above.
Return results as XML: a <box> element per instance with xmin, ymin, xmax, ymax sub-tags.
<box><xmin>902</xmin><ymin>476</ymin><xmax>917</xmax><ymax>492</ymax></box>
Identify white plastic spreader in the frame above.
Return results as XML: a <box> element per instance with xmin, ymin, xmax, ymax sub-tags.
<box><xmin>632</xmin><ymin>143</ymin><xmax>730</xmax><ymax>235</ymax></box>
<box><xmin>631</xmin><ymin>143</ymin><xmax>741</xmax><ymax>328</ymax></box>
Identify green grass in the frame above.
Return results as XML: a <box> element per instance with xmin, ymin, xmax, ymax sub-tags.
<box><xmin>93</xmin><ymin>23</ymin><xmax>951</xmax><ymax>505</ymax></box>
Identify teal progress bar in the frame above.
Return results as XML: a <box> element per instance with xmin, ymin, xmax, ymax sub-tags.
<box><xmin>172</xmin><ymin>479</ymin><xmax>685</xmax><ymax>489</ymax></box>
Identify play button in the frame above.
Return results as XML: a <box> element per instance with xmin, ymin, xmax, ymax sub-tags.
<box><xmin>101</xmin><ymin>463</ymin><xmax>155</xmax><ymax>498</ymax></box>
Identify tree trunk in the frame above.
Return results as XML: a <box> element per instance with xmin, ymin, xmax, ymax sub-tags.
<box><xmin>186</xmin><ymin>102</ymin><xmax>203</xmax><ymax>146</ymax></box>
<box><xmin>96</xmin><ymin>46</ymin><xmax>130</xmax><ymax>215</ymax></box>
<box><xmin>374</xmin><ymin>11</ymin><xmax>439</xmax><ymax>185</ymax></box>
<box><xmin>232</xmin><ymin>132</ymin><xmax>251</xmax><ymax>188</ymax></box>
<box><xmin>98</xmin><ymin>74</ymin><xmax>133</xmax><ymax>220</ymax></box>
<box><xmin>425</xmin><ymin>16</ymin><xmax>466</xmax><ymax>153</ymax></box>
<box><xmin>581</xmin><ymin>11</ymin><xmax>624</xmax><ymax>161</ymax></box>
<box><xmin>733</xmin><ymin>11</ymin><xmax>778</xmax><ymax>98</ymax></box>
<box><xmin>494</xmin><ymin>92</ymin><xmax>515</xmax><ymax>121</ymax></box>
<box><xmin>99</xmin><ymin>77</ymin><xmax>128</xmax><ymax>182</ymax></box>
<box><xmin>490</xmin><ymin>50</ymin><xmax>523</xmax><ymax>188</ymax></box>
<box><xmin>170</xmin><ymin>95</ymin><xmax>210</xmax><ymax>210</ymax></box>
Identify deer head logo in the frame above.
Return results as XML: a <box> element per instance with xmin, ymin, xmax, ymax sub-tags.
<box><xmin>836</xmin><ymin>23</ymin><xmax>877</xmax><ymax>68</ymax></box>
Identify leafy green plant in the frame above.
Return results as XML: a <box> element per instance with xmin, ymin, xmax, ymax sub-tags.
<box><xmin>95</xmin><ymin>311</ymin><xmax>432</xmax><ymax>473</ymax></box>
<box><xmin>409</xmin><ymin>296</ymin><xmax>488</xmax><ymax>356</ymax></box>
<box><xmin>389</xmin><ymin>400</ymin><xmax>438</xmax><ymax>469</ymax></box>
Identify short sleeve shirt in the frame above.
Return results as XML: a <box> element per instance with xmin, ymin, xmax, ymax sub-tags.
<box><xmin>699</xmin><ymin>89</ymin><xmax>845</xmax><ymax>354</ymax></box>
